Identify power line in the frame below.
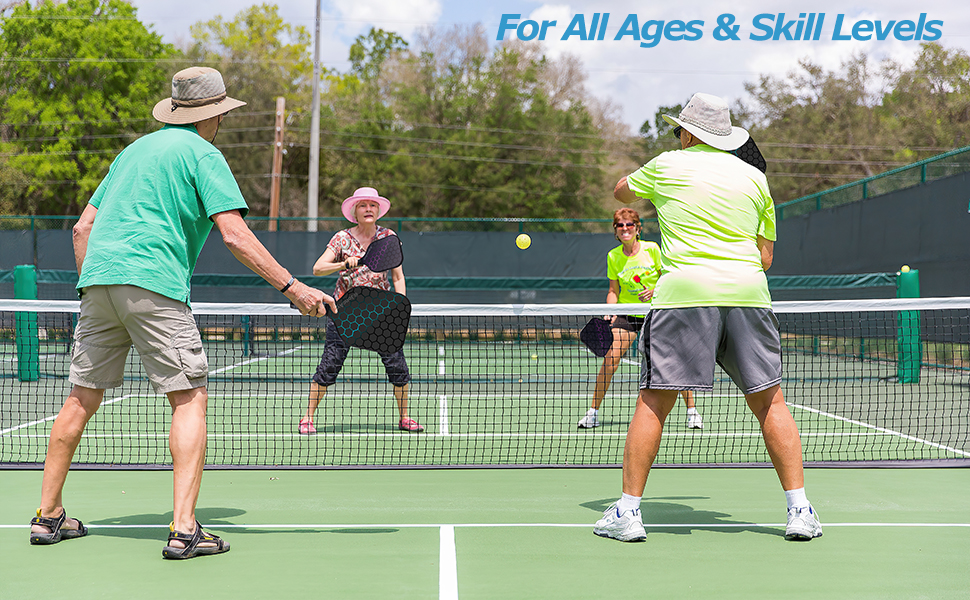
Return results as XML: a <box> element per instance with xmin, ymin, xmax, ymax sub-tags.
<box><xmin>295</xmin><ymin>143</ymin><xmax>604</xmax><ymax>170</ymax></box>
<box><xmin>308</xmin><ymin>129</ymin><xmax>613</xmax><ymax>157</ymax></box>
<box><xmin>0</xmin><ymin>113</ymin><xmax>960</xmax><ymax>155</ymax></box>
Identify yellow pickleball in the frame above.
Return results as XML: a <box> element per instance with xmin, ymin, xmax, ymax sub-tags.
<box><xmin>515</xmin><ymin>234</ymin><xmax>532</xmax><ymax>250</ymax></box>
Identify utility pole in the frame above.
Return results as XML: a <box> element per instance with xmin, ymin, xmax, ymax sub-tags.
<box><xmin>269</xmin><ymin>96</ymin><xmax>285</xmax><ymax>232</ymax></box>
<box><xmin>307</xmin><ymin>0</ymin><xmax>321</xmax><ymax>232</ymax></box>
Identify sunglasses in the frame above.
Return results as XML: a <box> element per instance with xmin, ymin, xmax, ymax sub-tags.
<box><xmin>671</xmin><ymin>126</ymin><xmax>683</xmax><ymax>139</ymax></box>
<box><xmin>614</xmin><ymin>222</ymin><xmax>637</xmax><ymax>229</ymax></box>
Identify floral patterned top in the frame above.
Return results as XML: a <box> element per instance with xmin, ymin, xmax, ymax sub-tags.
<box><xmin>327</xmin><ymin>226</ymin><xmax>396</xmax><ymax>300</ymax></box>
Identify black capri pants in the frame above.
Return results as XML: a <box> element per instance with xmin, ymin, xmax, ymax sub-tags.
<box><xmin>312</xmin><ymin>320</ymin><xmax>411</xmax><ymax>387</ymax></box>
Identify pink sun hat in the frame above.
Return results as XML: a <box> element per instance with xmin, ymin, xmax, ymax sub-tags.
<box><xmin>341</xmin><ymin>187</ymin><xmax>391</xmax><ymax>223</ymax></box>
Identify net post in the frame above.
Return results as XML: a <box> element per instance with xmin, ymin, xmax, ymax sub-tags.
<box><xmin>896</xmin><ymin>267</ymin><xmax>921</xmax><ymax>383</ymax></box>
<box><xmin>14</xmin><ymin>264</ymin><xmax>40</xmax><ymax>381</ymax></box>
<box><xmin>241</xmin><ymin>315</ymin><xmax>253</xmax><ymax>357</ymax></box>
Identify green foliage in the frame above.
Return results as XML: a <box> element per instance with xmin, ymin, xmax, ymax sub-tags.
<box><xmin>0</xmin><ymin>0</ymin><xmax>174</xmax><ymax>215</ymax></box>
<box><xmin>634</xmin><ymin>101</ymin><xmax>686</xmax><ymax>168</ymax></box>
<box><xmin>313</xmin><ymin>26</ymin><xmax>611</xmax><ymax>226</ymax></box>
<box><xmin>741</xmin><ymin>44</ymin><xmax>970</xmax><ymax>202</ymax></box>
<box><xmin>181</xmin><ymin>3</ymin><xmax>314</xmax><ymax>217</ymax></box>
<box><xmin>5</xmin><ymin>2</ymin><xmax>970</xmax><ymax>219</ymax></box>
<box><xmin>349</xmin><ymin>28</ymin><xmax>408</xmax><ymax>81</ymax></box>
<box><xmin>881</xmin><ymin>43</ymin><xmax>970</xmax><ymax>149</ymax></box>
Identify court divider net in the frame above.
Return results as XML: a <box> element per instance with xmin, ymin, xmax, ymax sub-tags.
<box><xmin>2</xmin><ymin>298</ymin><xmax>968</xmax><ymax>468</ymax></box>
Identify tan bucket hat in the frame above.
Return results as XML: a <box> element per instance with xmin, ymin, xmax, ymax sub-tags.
<box><xmin>662</xmin><ymin>92</ymin><xmax>749</xmax><ymax>151</ymax></box>
<box><xmin>152</xmin><ymin>67</ymin><xmax>246</xmax><ymax>125</ymax></box>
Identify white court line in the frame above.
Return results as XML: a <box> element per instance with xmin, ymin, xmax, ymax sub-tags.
<box><xmin>1</xmin><ymin>522</ymin><xmax>968</xmax><ymax>529</ymax></box>
<box><xmin>439</xmin><ymin>525</ymin><xmax>458</xmax><ymax>600</ymax></box>
<box><xmin>0</xmin><ymin>392</ymin><xmax>139</xmax><ymax>436</ymax></box>
<box><xmin>208</xmin><ymin>346</ymin><xmax>304</xmax><ymax>375</ymax></box>
<box><xmin>789</xmin><ymin>401</ymin><xmax>970</xmax><ymax>458</ymax></box>
<box><xmin>439</xmin><ymin>395</ymin><xmax>450</xmax><ymax>436</ymax></box>
<box><xmin>437</xmin><ymin>345</ymin><xmax>450</xmax><ymax>437</ymax></box>
<box><xmin>0</xmin><ymin>431</ymin><xmax>916</xmax><ymax>439</ymax></box>
<box><xmin>0</xmin><ymin>346</ymin><xmax>305</xmax><ymax>436</ymax></box>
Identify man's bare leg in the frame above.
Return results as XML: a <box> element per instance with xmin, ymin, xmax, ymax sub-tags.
<box><xmin>745</xmin><ymin>385</ymin><xmax>804</xmax><ymax>490</ymax></box>
<box><xmin>167</xmin><ymin>386</ymin><xmax>208</xmax><ymax>545</ymax></box>
<box><xmin>32</xmin><ymin>385</ymin><xmax>104</xmax><ymax>534</ymax></box>
<box><xmin>621</xmin><ymin>389</ymin><xmax>679</xmax><ymax>496</ymax></box>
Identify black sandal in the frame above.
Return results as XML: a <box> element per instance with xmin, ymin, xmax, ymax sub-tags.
<box><xmin>29</xmin><ymin>508</ymin><xmax>88</xmax><ymax>545</ymax></box>
<box><xmin>162</xmin><ymin>520</ymin><xmax>230</xmax><ymax>560</ymax></box>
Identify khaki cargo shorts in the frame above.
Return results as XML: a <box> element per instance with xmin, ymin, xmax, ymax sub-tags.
<box><xmin>69</xmin><ymin>285</ymin><xmax>208</xmax><ymax>394</ymax></box>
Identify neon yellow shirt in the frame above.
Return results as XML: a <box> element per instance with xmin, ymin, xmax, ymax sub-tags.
<box><xmin>607</xmin><ymin>241</ymin><xmax>662</xmax><ymax>315</ymax></box>
<box><xmin>626</xmin><ymin>145</ymin><xmax>776</xmax><ymax>308</ymax></box>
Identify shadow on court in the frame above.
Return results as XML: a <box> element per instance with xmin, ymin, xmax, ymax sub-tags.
<box><xmin>89</xmin><ymin>507</ymin><xmax>401</xmax><ymax>539</ymax></box>
<box><xmin>581</xmin><ymin>497</ymin><xmax>784</xmax><ymax>538</ymax></box>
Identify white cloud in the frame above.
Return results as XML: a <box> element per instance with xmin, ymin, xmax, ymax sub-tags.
<box><xmin>331</xmin><ymin>0</ymin><xmax>442</xmax><ymax>38</ymax></box>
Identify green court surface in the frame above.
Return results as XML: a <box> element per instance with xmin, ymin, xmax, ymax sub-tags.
<box><xmin>1</xmin><ymin>468</ymin><xmax>968</xmax><ymax>599</ymax></box>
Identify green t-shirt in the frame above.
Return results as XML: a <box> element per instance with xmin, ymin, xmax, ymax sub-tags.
<box><xmin>626</xmin><ymin>145</ymin><xmax>776</xmax><ymax>308</ymax></box>
<box><xmin>607</xmin><ymin>241</ymin><xmax>662</xmax><ymax>314</ymax></box>
<box><xmin>78</xmin><ymin>125</ymin><xmax>249</xmax><ymax>303</ymax></box>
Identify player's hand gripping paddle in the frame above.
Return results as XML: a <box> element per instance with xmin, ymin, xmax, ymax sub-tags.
<box><xmin>731</xmin><ymin>136</ymin><xmax>767</xmax><ymax>173</ymax></box>
<box><xmin>580</xmin><ymin>317</ymin><xmax>613</xmax><ymax>358</ymax></box>
<box><xmin>293</xmin><ymin>286</ymin><xmax>411</xmax><ymax>354</ymax></box>
<box><xmin>358</xmin><ymin>235</ymin><xmax>403</xmax><ymax>272</ymax></box>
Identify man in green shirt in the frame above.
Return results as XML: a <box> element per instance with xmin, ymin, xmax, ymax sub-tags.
<box><xmin>593</xmin><ymin>93</ymin><xmax>821</xmax><ymax>543</ymax></box>
<box><xmin>28</xmin><ymin>67</ymin><xmax>337</xmax><ymax>559</ymax></box>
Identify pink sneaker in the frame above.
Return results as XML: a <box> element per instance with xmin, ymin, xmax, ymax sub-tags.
<box><xmin>298</xmin><ymin>418</ymin><xmax>316</xmax><ymax>435</ymax></box>
<box><xmin>398</xmin><ymin>418</ymin><xmax>424</xmax><ymax>432</ymax></box>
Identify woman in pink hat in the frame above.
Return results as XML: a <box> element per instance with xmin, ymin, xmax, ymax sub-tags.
<box><xmin>298</xmin><ymin>187</ymin><xmax>423</xmax><ymax>433</ymax></box>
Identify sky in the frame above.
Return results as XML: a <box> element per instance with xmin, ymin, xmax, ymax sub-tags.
<box><xmin>128</xmin><ymin>1</ymin><xmax>970</xmax><ymax>133</ymax></box>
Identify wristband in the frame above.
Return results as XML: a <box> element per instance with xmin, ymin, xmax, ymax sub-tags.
<box><xmin>280</xmin><ymin>276</ymin><xmax>295</xmax><ymax>293</ymax></box>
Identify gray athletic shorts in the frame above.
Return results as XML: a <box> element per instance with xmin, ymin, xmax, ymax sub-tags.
<box><xmin>638</xmin><ymin>307</ymin><xmax>782</xmax><ymax>394</ymax></box>
<box><xmin>70</xmin><ymin>285</ymin><xmax>208</xmax><ymax>394</ymax></box>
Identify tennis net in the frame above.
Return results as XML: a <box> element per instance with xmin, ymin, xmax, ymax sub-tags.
<box><xmin>1</xmin><ymin>298</ymin><xmax>968</xmax><ymax>468</ymax></box>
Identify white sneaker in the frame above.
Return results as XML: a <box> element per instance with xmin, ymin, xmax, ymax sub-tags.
<box><xmin>785</xmin><ymin>505</ymin><xmax>823</xmax><ymax>540</ymax></box>
<box><xmin>594</xmin><ymin>503</ymin><xmax>646</xmax><ymax>542</ymax></box>
<box><xmin>687</xmin><ymin>411</ymin><xmax>703</xmax><ymax>429</ymax></box>
<box><xmin>577</xmin><ymin>408</ymin><xmax>599</xmax><ymax>429</ymax></box>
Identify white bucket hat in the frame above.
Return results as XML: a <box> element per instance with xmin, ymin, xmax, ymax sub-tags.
<box><xmin>152</xmin><ymin>67</ymin><xmax>246</xmax><ymax>125</ymax></box>
<box><xmin>662</xmin><ymin>92</ymin><xmax>749</xmax><ymax>151</ymax></box>
<box><xmin>341</xmin><ymin>187</ymin><xmax>391</xmax><ymax>223</ymax></box>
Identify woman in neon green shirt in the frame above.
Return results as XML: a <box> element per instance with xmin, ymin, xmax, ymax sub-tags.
<box><xmin>578</xmin><ymin>208</ymin><xmax>702</xmax><ymax>429</ymax></box>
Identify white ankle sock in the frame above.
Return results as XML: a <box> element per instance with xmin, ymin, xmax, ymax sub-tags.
<box><xmin>686</xmin><ymin>407</ymin><xmax>698</xmax><ymax>415</ymax></box>
<box><xmin>616</xmin><ymin>493</ymin><xmax>641</xmax><ymax>513</ymax></box>
<box><xmin>785</xmin><ymin>487</ymin><xmax>809</xmax><ymax>510</ymax></box>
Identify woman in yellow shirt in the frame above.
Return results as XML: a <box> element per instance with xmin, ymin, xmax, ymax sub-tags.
<box><xmin>578</xmin><ymin>208</ymin><xmax>702</xmax><ymax>429</ymax></box>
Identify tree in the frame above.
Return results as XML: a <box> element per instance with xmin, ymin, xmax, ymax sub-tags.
<box><xmin>882</xmin><ymin>43</ymin><xmax>970</xmax><ymax>151</ymax></box>
<box><xmin>0</xmin><ymin>0</ymin><xmax>174</xmax><ymax>216</ymax></box>
<box><xmin>738</xmin><ymin>54</ymin><xmax>903</xmax><ymax>201</ymax></box>
<box><xmin>737</xmin><ymin>45</ymin><xmax>970</xmax><ymax>203</ymax></box>
<box><xmin>311</xmin><ymin>25</ymin><xmax>618</xmax><ymax>228</ymax></box>
<box><xmin>182</xmin><ymin>3</ymin><xmax>314</xmax><ymax>220</ymax></box>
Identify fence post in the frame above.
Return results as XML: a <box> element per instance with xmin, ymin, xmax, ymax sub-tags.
<box><xmin>896</xmin><ymin>266</ymin><xmax>921</xmax><ymax>383</ymax></box>
<box><xmin>14</xmin><ymin>265</ymin><xmax>40</xmax><ymax>381</ymax></box>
